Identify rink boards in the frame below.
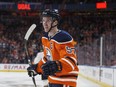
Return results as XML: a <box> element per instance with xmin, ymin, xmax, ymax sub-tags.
<box><xmin>79</xmin><ymin>65</ymin><xmax>116</xmax><ymax>87</ymax></box>
<box><xmin>0</xmin><ymin>64</ymin><xmax>28</xmax><ymax>72</ymax></box>
<box><xmin>0</xmin><ymin>64</ymin><xmax>116</xmax><ymax>87</ymax></box>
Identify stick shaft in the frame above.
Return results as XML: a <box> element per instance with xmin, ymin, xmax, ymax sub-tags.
<box><xmin>24</xmin><ymin>24</ymin><xmax>37</xmax><ymax>87</ymax></box>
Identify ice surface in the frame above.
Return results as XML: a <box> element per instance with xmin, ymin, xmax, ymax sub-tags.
<box><xmin>0</xmin><ymin>72</ymin><xmax>101</xmax><ymax>87</ymax></box>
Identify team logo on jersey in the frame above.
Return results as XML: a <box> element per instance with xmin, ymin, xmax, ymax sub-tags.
<box><xmin>45</xmin><ymin>47</ymin><xmax>52</xmax><ymax>61</ymax></box>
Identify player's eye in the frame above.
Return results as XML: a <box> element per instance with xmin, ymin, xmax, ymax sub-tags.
<box><xmin>42</xmin><ymin>17</ymin><xmax>52</xmax><ymax>23</ymax></box>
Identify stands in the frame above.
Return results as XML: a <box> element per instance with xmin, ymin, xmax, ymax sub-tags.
<box><xmin>0</xmin><ymin>2</ymin><xmax>116</xmax><ymax>66</ymax></box>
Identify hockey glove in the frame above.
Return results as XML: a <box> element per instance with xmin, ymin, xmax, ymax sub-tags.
<box><xmin>27</xmin><ymin>64</ymin><xmax>38</xmax><ymax>77</ymax></box>
<box><xmin>41</xmin><ymin>61</ymin><xmax>62</xmax><ymax>76</ymax></box>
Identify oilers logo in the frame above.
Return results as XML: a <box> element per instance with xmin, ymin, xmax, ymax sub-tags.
<box><xmin>46</xmin><ymin>47</ymin><xmax>52</xmax><ymax>61</ymax></box>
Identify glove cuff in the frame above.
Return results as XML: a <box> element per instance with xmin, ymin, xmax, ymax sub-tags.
<box><xmin>33</xmin><ymin>64</ymin><xmax>40</xmax><ymax>74</ymax></box>
<box><xmin>56</xmin><ymin>61</ymin><xmax>62</xmax><ymax>72</ymax></box>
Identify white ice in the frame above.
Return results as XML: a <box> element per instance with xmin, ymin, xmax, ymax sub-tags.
<box><xmin>0</xmin><ymin>72</ymin><xmax>101</xmax><ymax>87</ymax></box>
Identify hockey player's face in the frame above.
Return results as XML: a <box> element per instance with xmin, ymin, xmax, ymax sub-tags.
<box><xmin>42</xmin><ymin>17</ymin><xmax>52</xmax><ymax>32</ymax></box>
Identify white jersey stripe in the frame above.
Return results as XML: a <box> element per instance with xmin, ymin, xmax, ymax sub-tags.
<box><xmin>42</xmin><ymin>36</ymin><xmax>73</xmax><ymax>44</ymax></box>
<box><xmin>42</xmin><ymin>57</ymin><xmax>46</xmax><ymax>63</ymax></box>
<box><xmin>70</xmin><ymin>57</ymin><xmax>77</xmax><ymax>64</ymax></box>
<box><xmin>49</xmin><ymin>76</ymin><xmax>77</xmax><ymax>83</ymax></box>
<box><xmin>69</xmin><ymin>71</ymin><xmax>79</xmax><ymax>74</ymax></box>
<box><xmin>62</xmin><ymin>58</ymin><xmax>74</xmax><ymax>70</ymax></box>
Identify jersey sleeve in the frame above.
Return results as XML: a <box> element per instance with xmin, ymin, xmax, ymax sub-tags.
<box><xmin>36</xmin><ymin>38</ymin><xmax>47</xmax><ymax>73</ymax></box>
<box><xmin>36</xmin><ymin>56</ymin><xmax>47</xmax><ymax>73</ymax></box>
<box><xmin>55</xmin><ymin>40</ymin><xmax>78</xmax><ymax>76</ymax></box>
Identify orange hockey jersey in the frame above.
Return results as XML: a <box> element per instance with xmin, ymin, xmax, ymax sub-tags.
<box><xmin>36</xmin><ymin>30</ymin><xmax>79</xmax><ymax>86</ymax></box>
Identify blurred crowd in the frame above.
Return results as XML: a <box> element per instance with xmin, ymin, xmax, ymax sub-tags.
<box><xmin>0</xmin><ymin>11</ymin><xmax>116</xmax><ymax>66</ymax></box>
<box><xmin>0</xmin><ymin>14</ymin><xmax>42</xmax><ymax>64</ymax></box>
<box><xmin>60</xmin><ymin>13</ymin><xmax>116</xmax><ymax>66</ymax></box>
<box><xmin>0</xmin><ymin>0</ymin><xmax>116</xmax><ymax>3</ymax></box>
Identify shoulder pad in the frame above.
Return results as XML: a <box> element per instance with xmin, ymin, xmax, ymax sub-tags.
<box><xmin>53</xmin><ymin>30</ymin><xmax>72</xmax><ymax>43</ymax></box>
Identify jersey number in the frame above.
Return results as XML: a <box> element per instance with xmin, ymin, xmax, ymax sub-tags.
<box><xmin>66</xmin><ymin>46</ymin><xmax>76</xmax><ymax>55</ymax></box>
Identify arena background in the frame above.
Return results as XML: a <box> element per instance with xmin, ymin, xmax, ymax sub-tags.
<box><xmin>0</xmin><ymin>0</ymin><xmax>116</xmax><ymax>87</ymax></box>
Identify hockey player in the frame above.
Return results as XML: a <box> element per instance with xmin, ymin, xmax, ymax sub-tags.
<box><xmin>27</xmin><ymin>9</ymin><xmax>79</xmax><ymax>87</ymax></box>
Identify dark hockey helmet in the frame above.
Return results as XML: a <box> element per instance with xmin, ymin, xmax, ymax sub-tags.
<box><xmin>42</xmin><ymin>9</ymin><xmax>60</xmax><ymax>21</ymax></box>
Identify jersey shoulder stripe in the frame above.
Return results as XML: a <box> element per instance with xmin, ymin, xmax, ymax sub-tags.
<box><xmin>53</xmin><ymin>30</ymin><xmax>72</xmax><ymax>43</ymax></box>
<box><xmin>42</xmin><ymin>30</ymin><xmax>73</xmax><ymax>44</ymax></box>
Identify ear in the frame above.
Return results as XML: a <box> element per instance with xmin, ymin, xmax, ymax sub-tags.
<box><xmin>54</xmin><ymin>20</ymin><xmax>58</xmax><ymax>25</ymax></box>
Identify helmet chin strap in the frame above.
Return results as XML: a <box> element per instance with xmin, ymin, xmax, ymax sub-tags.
<box><xmin>47</xmin><ymin>20</ymin><xmax>58</xmax><ymax>40</ymax></box>
<box><xmin>47</xmin><ymin>20</ymin><xmax>58</xmax><ymax>33</ymax></box>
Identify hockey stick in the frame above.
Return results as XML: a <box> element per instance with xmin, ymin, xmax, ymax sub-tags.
<box><xmin>24</xmin><ymin>24</ymin><xmax>37</xmax><ymax>87</ymax></box>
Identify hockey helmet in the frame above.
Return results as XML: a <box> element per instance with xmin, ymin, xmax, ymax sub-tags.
<box><xmin>42</xmin><ymin>9</ymin><xmax>60</xmax><ymax>21</ymax></box>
